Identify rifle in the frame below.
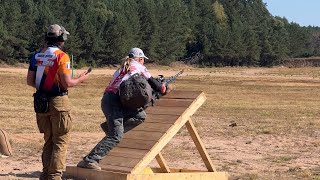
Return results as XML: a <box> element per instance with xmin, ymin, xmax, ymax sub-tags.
<box><xmin>149</xmin><ymin>70</ymin><xmax>184</xmax><ymax>106</ymax></box>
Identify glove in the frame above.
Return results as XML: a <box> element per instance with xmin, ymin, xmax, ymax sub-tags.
<box><xmin>161</xmin><ymin>84</ymin><xmax>167</xmax><ymax>94</ymax></box>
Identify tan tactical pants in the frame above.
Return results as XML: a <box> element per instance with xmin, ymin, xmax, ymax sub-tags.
<box><xmin>36</xmin><ymin>95</ymin><xmax>72</xmax><ymax>180</ymax></box>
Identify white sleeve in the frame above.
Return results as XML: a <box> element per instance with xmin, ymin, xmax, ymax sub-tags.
<box><xmin>130</xmin><ymin>61</ymin><xmax>152</xmax><ymax>79</ymax></box>
<box><xmin>141</xmin><ymin>67</ymin><xmax>152</xmax><ymax>79</ymax></box>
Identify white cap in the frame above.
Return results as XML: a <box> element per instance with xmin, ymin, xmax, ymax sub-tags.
<box><xmin>128</xmin><ymin>47</ymin><xmax>149</xmax><ymax>59</ymax></box>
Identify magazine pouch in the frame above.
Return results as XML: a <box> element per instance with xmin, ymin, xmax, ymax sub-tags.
<box><xmin>33</xmin><ymin>91</ymin><xmax>49</xmax><ymax>113</ymax></box>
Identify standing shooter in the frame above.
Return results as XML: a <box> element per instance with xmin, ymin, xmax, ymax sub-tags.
<box><xmin>27</xmin><ymin>24</ymin><xmax>89</xmax><ymax>180</ymax></box>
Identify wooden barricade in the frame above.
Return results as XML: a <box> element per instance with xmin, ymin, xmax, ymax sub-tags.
<box><xmin>66</xmin><ymin>90</ymin><xmax>228</xmax><ymax>180</ymax></box>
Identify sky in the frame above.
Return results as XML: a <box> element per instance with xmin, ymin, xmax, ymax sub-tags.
<box><xmin>262</xmin><ymin>0</ymin><xmax>320</xmax><ymax>27</ymax></box>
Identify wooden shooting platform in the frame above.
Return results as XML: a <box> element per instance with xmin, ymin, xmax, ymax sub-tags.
<box><xmin>66</xmin><ymin>90</ymin><xmax>228</xmax><ymax>180</ymax></box>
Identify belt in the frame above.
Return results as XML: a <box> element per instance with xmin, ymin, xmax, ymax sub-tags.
<box><xmin>46</xmin><ymin>91</ymin><xmax>68</xmax><ymax>97</ymax></box>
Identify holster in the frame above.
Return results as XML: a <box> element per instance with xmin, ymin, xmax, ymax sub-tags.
<box><xmin>33</xmin><ymin>91</ymin><xmax>49</xmax><ymax>113</ymax></box>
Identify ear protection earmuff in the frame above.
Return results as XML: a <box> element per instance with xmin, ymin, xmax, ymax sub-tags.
<box><xmin>128</xmin><ymin>53</ymin><xmax>134</xmax><ymax>58</ymax></box>
<box><xmin>45</xmin><ymin>28</ymin><xmax>68</xmax><ymax>42</ymax></box>
<box><xmin>56</xmin><ymin>30</ymin><xmax>67</xmax><ymax>41</ymax></box>
<box><xmin>58</xmin><ymin>33</ymin><xmax>68</xmax><ymax>41</ymax></box>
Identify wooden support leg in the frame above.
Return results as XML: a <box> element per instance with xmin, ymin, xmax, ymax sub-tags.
<box><xmin>185</xmin><ymin>118</ymin><xmax>216</xmax><ymax>172</ymax></box>
<box><xmin>155</xmin><ymin>152</ymin><xmax>171</xmax><ymax>173</ymax></box>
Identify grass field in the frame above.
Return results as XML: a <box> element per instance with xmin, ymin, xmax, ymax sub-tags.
<box><xmin>0</xmin><ymin>66</ymin><xmax>320</xmax><ymax>179</ymax></box>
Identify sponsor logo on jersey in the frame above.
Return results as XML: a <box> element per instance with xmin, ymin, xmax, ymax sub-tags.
<box><xmin>35</xmin><ymin>52</ymin><xmax>56</xmax><ymax>67</ymax></box>
<box><xmin>66</xmin><ymin>62</ymin><xmax>70</xmax><ymax>69</ymax></box>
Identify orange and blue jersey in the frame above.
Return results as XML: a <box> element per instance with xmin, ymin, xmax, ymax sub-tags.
<box><xmin>29</xmin><ymin>46</ymin><xmax>71</xmax><ymax>94</ymax></box>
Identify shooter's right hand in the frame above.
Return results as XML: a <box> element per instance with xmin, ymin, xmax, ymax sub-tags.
<box><xmin>78</xmin><ymin>71</ymin><xmax>89</xmax><ymax>82</ymax></box>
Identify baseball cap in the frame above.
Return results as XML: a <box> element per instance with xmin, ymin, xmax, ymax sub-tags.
<box><xmin>128</xmin><ymin>47</ymin><xmax>149</xmax><ymax>59</ymax></box>
<box><xmin>47</xmin><ymin>24</ymin><xmax>70</xmax><ymax>37</ymax></box>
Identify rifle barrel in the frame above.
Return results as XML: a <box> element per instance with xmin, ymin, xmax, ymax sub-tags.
<box><xmin>166</xmin><ymin>70</ymin><xmax>184</xmax><ymax>84</ymax></box>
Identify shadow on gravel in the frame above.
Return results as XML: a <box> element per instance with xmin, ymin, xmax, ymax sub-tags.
<box><xmin>0</xmin><ymin>171</ymin><xmax>85</xmax><ymax>180</ymax></box>
<box><xmin>0</xmin><ymin>171</ymin><xmax>41</xmax><ymax>179</ymax></box>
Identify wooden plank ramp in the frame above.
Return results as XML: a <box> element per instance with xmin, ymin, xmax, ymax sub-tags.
<box><xmin>66</xmin><ymin>90</ymin><xmax>229</xmax><ymax>180</ymax></box>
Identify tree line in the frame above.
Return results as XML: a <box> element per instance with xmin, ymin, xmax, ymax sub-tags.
<box><xmin>0</xmin><ymin>0</ymin><xmax>319</xmax><ymax>67</ymax></box>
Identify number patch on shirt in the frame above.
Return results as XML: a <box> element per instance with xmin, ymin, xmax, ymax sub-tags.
<box><xmin>35</xmin><ymin>53</ymin><xmax>56</xmax><ymax>67</ymax></box>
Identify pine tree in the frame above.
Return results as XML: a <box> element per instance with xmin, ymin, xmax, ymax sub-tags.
<box><xmin>153</xmin><ymin>0</ymin><xmax>189</xmax><ymax>64</ymax></box>
<box><xmin>0</xmin><ymin>0</ymin><xmax>318</xmax><ymax>67</ymax></box>
<box><xmin>136</xmin><ymin>0</ymin><xmax>159</xmax><ymax>63</ymax></box>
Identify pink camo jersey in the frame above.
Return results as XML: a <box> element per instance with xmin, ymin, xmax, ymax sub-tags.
<box><xmin>105</xmin><ymin>60</ymin><xmax>152</xmax><ymax>93</ymax></box>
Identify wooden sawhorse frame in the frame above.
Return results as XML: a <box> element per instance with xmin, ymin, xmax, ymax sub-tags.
<box><xmin>66</xmin><ymin>90</ymin><xmax>228</xmax><ymax>179</ymax></box>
